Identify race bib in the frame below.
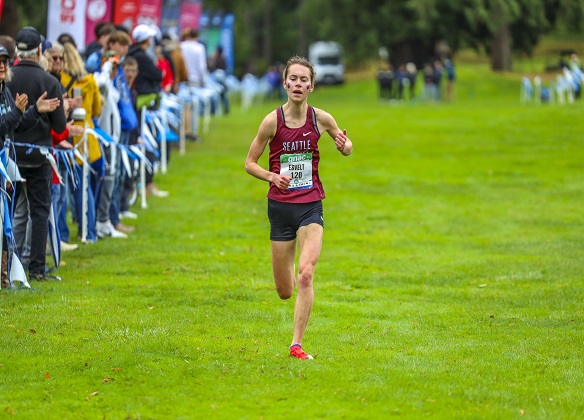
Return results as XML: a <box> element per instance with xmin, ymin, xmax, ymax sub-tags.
<box><xmin>280</xmin><ymin>153</ymin><xmax>313</xmax><ymax>190</ymax></box>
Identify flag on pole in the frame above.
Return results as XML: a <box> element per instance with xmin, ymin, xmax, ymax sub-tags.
<box><xmin>10</xmin><ymin>253</ymin><xmax>30</xmax><ymax>289</ymax></box>
<box><xmin>48</xmin><ymin>203</ymin><xmax>61</xmax><ymax>269</ymax></box>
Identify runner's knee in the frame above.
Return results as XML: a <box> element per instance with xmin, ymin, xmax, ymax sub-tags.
<box><xmin>276</xmin><ymin>284</ymin><xmax>293</xmax><ymax>300</ymax></box>
<box><xmin>297</xmin><ymin>264</ymin><xmax>315</xmax><ymax>289</ymax></box>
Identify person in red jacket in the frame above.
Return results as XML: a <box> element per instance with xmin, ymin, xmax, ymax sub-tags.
<box><xmin>155</xmin><ymin>42</ymin><xmax>174</xmax><ymax>93</ymax></box>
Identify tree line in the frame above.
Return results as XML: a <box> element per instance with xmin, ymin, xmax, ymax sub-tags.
<box><xmin>1</xmin><ymin>0</ymin><xmax>583</xmax><ymax>75</ymax></box>
<box><xmin>220</xmin><ymin>0</ymin><xmax>584</xmax><ymax>74</ymax></box>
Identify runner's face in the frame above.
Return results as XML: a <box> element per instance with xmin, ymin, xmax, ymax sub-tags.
<box><xmin>285</xmin><ymin>64</ymin><xmax>313</xmax><ymax>101</ymax></box>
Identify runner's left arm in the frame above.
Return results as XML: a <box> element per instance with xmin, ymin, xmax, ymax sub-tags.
<box><xmin>317</xmin><ymin>109</ymin><xmax>353</xmax><ymax>156</ymax></box>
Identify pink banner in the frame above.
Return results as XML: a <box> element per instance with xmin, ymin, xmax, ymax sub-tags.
<box><xmin>136</xmin><ymin>0</ymin><xmax>163</xmax><ymax>27</ymax></box>
<box><xmin>179</xmin><ymin>0</ymin><xmax>202</xmax><ymax>31</ymax></box>
<box><xmin>85</xmin><ymin>0</ymin><xmax>113</xmax><ymax>45</ymax></box>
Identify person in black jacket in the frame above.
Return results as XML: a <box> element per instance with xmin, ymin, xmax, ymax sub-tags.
<box><xmin>7</xmin><ymin>27</ymin><xmax>66</xmax><ymax>281</ymax></box>
<box><xmin>0</xmin><ymin>44</ymin><xmax>61</xmax><ymax>287</ymax></box>
<box><xmin>127</xmin><ymin>25</ymin><xmax>163</xmax><ymax>98</ymax></box>
<box><xmin>0</xmin><ymin>47</ymin><xmax>50</xmax><ymax>144</ymax></box>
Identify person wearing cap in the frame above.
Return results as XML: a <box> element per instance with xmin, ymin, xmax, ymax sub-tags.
<box><xmin>6</xmin><ymin>26</ymin><xmax>67</xmax><ymax>282</ymax></box>
<box><xmin>0</xmin><ymin>44</ymin><xmax>65</xmax><ymax>286</ymax></box>
<box><xmin>0</xmin><ymin>36</ymin><xmax>16</xmax><ymax>65</ymax></box>
<box><xmin>127</xmin><ymin>24</ymin><xmax>169</xmax><ymax>197</ymax></box>
<box><xmin>127</xmin><ymin>24</ymin><xmax>163</xmax><ymax>100</ymax></box>
<box><xmin>0</xmin><ymin>46</ymin><xmax>54</xmax><ymax>144</ymax></box>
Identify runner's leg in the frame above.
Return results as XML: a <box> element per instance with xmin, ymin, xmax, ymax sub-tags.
<box><xmin>292</xmin><ymin>223</ymin><xmax>323</xmax><ymax>345</ymax></box>
<box><xmin>271</xmin><ymin>239</ymin><xmax>296</xmax><ymax>299</ymax></box>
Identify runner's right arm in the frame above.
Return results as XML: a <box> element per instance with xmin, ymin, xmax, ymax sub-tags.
<box><xmin>245</xmin><ymin>111</ymin><xmax>292</xmax><ymax>190</ymax></box>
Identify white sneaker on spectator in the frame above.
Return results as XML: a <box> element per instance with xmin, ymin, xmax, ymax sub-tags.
<box><xmin>120</xmin><ymin>210</ymin><xmax>138</xmax><ymax>220</ymax></box>
<box><xmin>147</xmin><ymin>184</ymin><xmax>169</xmax><ymax>197</ymax></box>
<box><xmin>108</xmin><ymin>221</ymin><xmax>128</xmax><ymax>238</ymax></box>
<box><xmin>60</xmin><ymin>241</ymin><xmax>78</xmax><ymax>252</ymax></box>
<box><xmin>96</xmin><ymin>221</ymin><xmax>112</xmax><ymax>238</ymax></box>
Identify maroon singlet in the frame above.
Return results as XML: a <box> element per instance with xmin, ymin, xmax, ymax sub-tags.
<box><xmin>267</xmin><ymin>105</ymin><xmax>324</xmax><ymax>203</ymax></box>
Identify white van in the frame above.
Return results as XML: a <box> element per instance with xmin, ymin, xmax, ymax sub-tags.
<box><xmin>308</xmin><ymin>41</ymin><xmax>345</xmax><ymax>85</ymax></box>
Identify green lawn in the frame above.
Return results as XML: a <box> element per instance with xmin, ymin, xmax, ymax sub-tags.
<box><xmin>1</xmin><ymin>63</ymin><xmax>583</xmax><ymax>419</ymax></box>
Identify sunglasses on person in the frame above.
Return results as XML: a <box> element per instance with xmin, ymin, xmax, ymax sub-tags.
<box><xmin>0</xmin><ymin>58</ymin><xmax>9</xmax><ymax>66</ymax></box>
<box><xmin>52</xmin><ymin>56</ymin><xmax>63</xmax><ymax>61</ymax></box>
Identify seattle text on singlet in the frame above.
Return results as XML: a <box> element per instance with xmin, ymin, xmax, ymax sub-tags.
<box><xmin>268</xmin><ymin>105</ymin><xmax>324</xmax><ymax>203</ymax></box>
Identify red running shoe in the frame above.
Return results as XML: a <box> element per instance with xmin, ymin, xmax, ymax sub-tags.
<box><xmin>290</xmin><ymin>344</ymin><xmax>313</xmax><ymax>360</ymax></box>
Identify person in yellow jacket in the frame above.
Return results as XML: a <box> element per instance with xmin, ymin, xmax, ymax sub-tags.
<box><xmin>59</xmin><ymin>41</ymin><xmax>103</xmax><ymax>242</ymax></box>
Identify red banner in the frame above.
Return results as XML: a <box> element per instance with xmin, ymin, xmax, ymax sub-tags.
<box><xmin>179</xmin><ymin>0</ymin><xmax>202</xmax><ymax>31</ymax></box>
<box><xmin>137</xmin><ymin>0</ymin><xmax>162</xmax><ymax>27</ymax></box>
<box><xmin>113</xmin><ymin>0</ymin><xmax>139</xmax><ymax>30</ymax></box>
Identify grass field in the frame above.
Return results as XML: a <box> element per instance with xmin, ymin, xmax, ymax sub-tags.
<box><xmin>1</xmin><ymin>59</ymin><xmax>583</xmax><ymax>419</ymax></box>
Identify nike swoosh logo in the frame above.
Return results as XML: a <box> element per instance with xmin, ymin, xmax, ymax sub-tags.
<box><xmin>303</xmin><ymin>132</ymin><xmax>311</xmax><ymax>136</ymax></box>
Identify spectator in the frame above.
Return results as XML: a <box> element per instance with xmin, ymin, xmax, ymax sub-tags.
<box><xmin>127</xmin><ymin>24</ymin><xmax>168</xmax><ymax>198</ymax></box>
<box><xmin>57</xmin><ymin>33</ymin><xmax>77</xmax><ymax>49</ymax></box>
<box><xmin>208</xmin><ymin>45</ymin><xmax>227</xmax><ymax>72</ymax></box>
<box><xmin>118</xmin><ymin>57</ymin><xmax>141</xmax><ymax>216</ymax></box>
<box><xmin>180</xmin><ymin>28</ymin><xmax>207</xmax><ymax>140</ymax></box>
<box><xmin>94</xmin><ymin>51</ymin><xmax>129</xmax><ymax>239</ymax></box>
<box><xmin>209</xmin><ymin>45</ymin><xmax>229</xmax><ymax>114</ymax></box>
<box><xmin>0</xmin><ymin>35</ymin><xmax>16</xmax><ymax>64</ymax></box>
<box><xmin>44</xmin><ymin>42</ymin><xmax>80</xmax><ymax>251</ymax></box>
<box><xmin>155</xmin><ymin>42</ymin><xmax>174</xmax><ymax>93</ymax></box>
<box><xmin>444</xmin><ymin>57</ymin><xmax>456</xmax><ymax>102</ymax></box>
<box><xmin>60</xmin><ymin>42</ymin><xmax>103</xmax><ymax>243</ymax></box>
<box><xmin>85</xmin><ymin>21</ymin><xmax>115</xmax><ymax>58</ymax></box>
<box><xmin>395</xmin><ymin>64</ymin><xmax>408</xmax><ymax>100</ymax></box>
<box><xmin>422</xmin><ymin>63</ymin><xmax>437</xmax><ymax>101</ymax></box>
<box><xmin>7</xmin><ymin>26</ymin><xmax>66</xmax><ymax>280</ymax></box>
<box><xmin>106</xmin><ymin>30</ymin><xmax>132</xmax><ymax>60</ymax></box>
<box><xmin>162</xmin><ymin>37</ymin><xmax>187</xmax><ymax>94</ymax></box>
<box><xmin>128</xmin><ymin>25</ymin><xmax>162</xmax><ymax>103</ymax></box>
<box><xmin>85</xmin><ymin>22</ymin><xmax>117</xmax><ymax>73</ymax></box>
<box><xmin>46</xmin><ymin>43</ymin><xmax>64</xmax><ymax>83</ymax></box>
<box><xmin>0</xmin><ymin>44</ymin><xmax>64</xmax><ymax>286</ymax></box>
<box><xmin>405</xmin><ymin>62</ymin><xmax>417</xmax><ymax>100</ymax></box>
<box><xmin>180</xmin><ymin>27</ymin><xmax>207</xmax><ymax>87</ymax></box>
<box><xmin>103</xmin><ymin>29</ymin><xmax>140</xmax><ymax>229</ymax></box>
<box><xmin>433</xmin><ymin>59</ymin><xmax>444</xmax><ymax>101</ymax></box>
<box><xmin>264</xmin><ymin>65</ymin><xmax>281</xmax><ymax>100</ymax></box>
<box><xmin>377</xmin><ymin>63</ymin><xmax>394</xmax><ymax>100</ymax></box>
